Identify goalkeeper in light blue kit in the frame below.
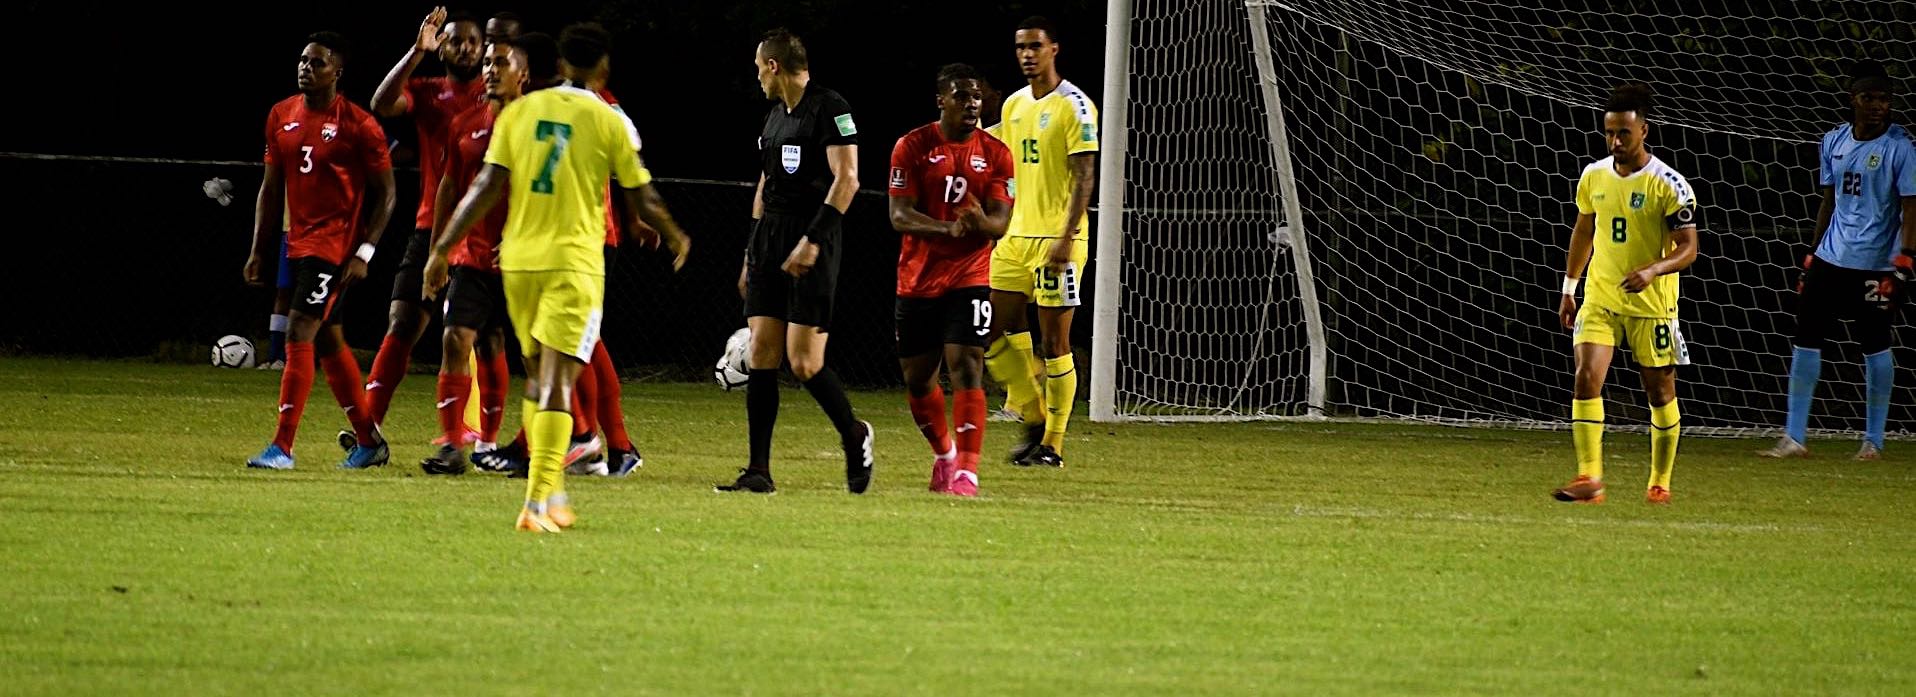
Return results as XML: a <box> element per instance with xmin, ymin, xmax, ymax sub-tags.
<box><xmin>1762</xmin><ymin>60</ymin><xmax>1916</xmax><ymax>460</ymax></box>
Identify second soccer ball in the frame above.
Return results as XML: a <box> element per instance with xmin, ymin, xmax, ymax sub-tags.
<box><xmin>714</xmin><ymin>327</ymin><xmax>751</xmax><ymax>390</ymax></box>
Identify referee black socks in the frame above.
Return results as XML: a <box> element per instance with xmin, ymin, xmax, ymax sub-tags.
<box><xmin>746</xmin><ymin>369</ymin><xmax>780</xmax><ymax>474</ymax></box>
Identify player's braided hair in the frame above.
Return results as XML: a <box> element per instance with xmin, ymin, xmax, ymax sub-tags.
<box><xmin>759</xmin><ymin>27</ymin><xmax>808</xmax><ymax>74</ymax></box>
<box><xmin>935</xmin><ymin>63</ymin><xmax>984</xmax><ymax>94</ymax></box>
<box><xmin>1604</xmin><ymin>83</ymin><xmax>1653</xmax><ymax>118</ymax></box>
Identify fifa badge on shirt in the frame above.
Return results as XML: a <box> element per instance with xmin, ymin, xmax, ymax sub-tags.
<box><xmin>971</xmin><ymin>155</ymin><xmax>987</xmax><ymax>172</ymax></box>
<box><xmin>889</xmin><ymin>167</ymin><xmax>906</xmax><ymax>189</ymax></box>
<box><xmin>1629</xmin><ymin>192</ymin><xmax>1645</xmax><ymax>210</ymax></box>
<box><xmin>782</xmin><ymin>144</ymin><xmax>802</xmax><ymax>174</ymax></box>
<box><xmin>1039</xmin><ymin>113</ymin><xmax>1050</xmax><ymax>130</ymax></box>
<box><xmin>321</xmin><ymin>123</ymin><xmax>338</xmax><ymax>142</ymax></box>
<box><xmin>1868</xmin><ymin>153</ymin><xmax>1883</xmax><ymax>170</ymax></box>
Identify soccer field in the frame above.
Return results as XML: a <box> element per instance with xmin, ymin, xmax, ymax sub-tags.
<box><xmin>2</xmin><ymin>356</ymin><xmax>1912</xmax><ymax>695</ymax></box>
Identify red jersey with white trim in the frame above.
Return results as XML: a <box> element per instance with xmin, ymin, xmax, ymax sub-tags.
<box><xmin>405</xmin><ymin>76</ymin><xmax>486</xmax><ymax>230</ymax></box>
<box><xmin>443</xmin><ymin>104</ymin><xmax>505</xmax><ymax>270</ymax></box>
<box><xmin>888</xmin><ymin>122</ymin><xmax>1015</xmax><ymax>297</ymax></box>
<box><xmin>596</xmin><ymin>87</ymin><xmax>645</xmax><ymax>247</ymax></box>
<box><xmin>263</xmin><ymin>94</ymin><xmax>393</xmax><ymax>264</ymax></box>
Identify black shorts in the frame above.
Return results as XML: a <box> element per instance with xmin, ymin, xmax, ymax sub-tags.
<box><xmin>444</xmin><ymin>266</ymin><xmax>508</xmax><ymax>331</ymax></box>
<box><xmin>604</xmin><ymin>243</ymin><xmax>620</xmax><ymax>272</ymax></box>
<box><xmin>744</xmin><ymin>212</ymin><xmax>841</xmax><ymax>329</ymax></box>
<box><xmin>289</xmin><ymin>256</ymin><xmax>347</xmax><ymax>324</ymax></box>
<box><xmin>388</xmin><ymin>229</ymin><xmax>433</xmax><ymax>307</ymax></box>
<box><xmin>895</xmin><ymin>286</ymin><xmax>993</xmax><ymax>357</ymax></box>
<box><xmin>1795</xmin><ymin>256</ymin><xmax>1895</xmax><ymax>350</ymax></box>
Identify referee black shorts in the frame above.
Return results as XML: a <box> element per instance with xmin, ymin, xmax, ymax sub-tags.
<box><xmin>744</xmin><ymin>212</ymin><xmax>841</xmax><ymax>330</ymax></box>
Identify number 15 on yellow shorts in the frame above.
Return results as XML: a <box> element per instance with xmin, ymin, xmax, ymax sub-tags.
<box><xmin>988</xmin><ymin>236</ymin><xmax>1087</xmax><ymax>308</ymax></box>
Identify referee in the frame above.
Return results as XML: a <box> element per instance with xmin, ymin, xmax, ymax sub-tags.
<box><xmin>718</xmin><ymin>27</ymin><xmax>875</xmax><ymax>495</ymax></box>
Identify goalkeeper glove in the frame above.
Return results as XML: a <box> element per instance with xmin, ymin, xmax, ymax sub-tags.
<box><xmin>1883</xmin><ymin>248</ymin><xmax>1916</xmax><ymax>306</ymax></box>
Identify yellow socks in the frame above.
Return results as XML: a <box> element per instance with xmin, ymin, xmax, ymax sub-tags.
<box><xmin>1042</xmin><ymin>354</ymin><xmax>1077</xmax><ymax>449</ymax></box>
<box><xmin>986</xmin><ymin>332</ymin><xmax>1045</xmax><ymax>424</ymax></box>
<box><xmin>1649</xmin><ymin>400</ymin><xmax>1680</xmax><ymax>490</ymax></box>
<box><xmin>524</xmin><ymin>406</ymin><xmax>573</xmax><ymax>507</ymax></box>
<box><xmin>1572</xmin><ymin>398</ymin><xmax>1604</xmax><ymax>480</ymax></box>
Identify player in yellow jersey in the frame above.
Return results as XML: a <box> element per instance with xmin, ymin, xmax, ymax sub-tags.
<box><xmin>1555</xmin><ymin>84</ymin><xmax>1699</xmax><ymax>505</ymax></box>
<box><xmin>983</xmin><ymin>16</ymin><xmax>1099</xmax><ymax>467</ymax></box>
<box><xmin>425</xmin><ymin>26</ymin><xmax>690</xmax><ymax>532</ymax></box>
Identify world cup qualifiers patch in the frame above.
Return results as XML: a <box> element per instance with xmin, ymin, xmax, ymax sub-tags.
<box><xmin>834</xmin><ymin>113</ymin><xmax>857</xmax><ymax>137</ymax></box>
<box><xmin>1081</xmin><ymin>124</ymin><xmax>1095</xmax><ymax>142</ymax></box>
<box><xmin>889</xmin><ymin>167</ymin><xmax>906</xmax><ymax>189</ymax></box>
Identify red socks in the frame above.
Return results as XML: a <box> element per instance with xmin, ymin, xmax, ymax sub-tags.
<box><xmin>908</xmin><ymin>387</ymin><xmax>954</xmax><ymax>456</ymax></box>
<box><xmin>436</xmin><ymin>372</ymin><xmax>471</xmax><ymax>446</ymax></box>
<box><xmin>365</xmin><ymin>333</ymin><xmax>413</xmax><ymax>424</ymax></box>
<box><xmin>319</xmin><ymin>348</ymin><xmax>377</xmax><ymax>445</ymax></box>
<box><xmin>953</xmin><ymin>388</ymin><xmax>985</xmax><ymax>473</ymax></box>
<box><xmin>272</xmin><ymin>342</ymin><xmax>317</xmax><ymax>452</ymax></box>
<box><xmin>593</xmin><ymin>342</ymin><xmax>633</xmax><ymax>451</ymax></box>
<box><xmin>477</xmin><ymin>351</ymin><xmax>509</xmax><ymax>443</ymax></box>
<box><xmin>573</xmin><ymin>358</ymin><xmax>600</xmax><ymax>436</ymax></box>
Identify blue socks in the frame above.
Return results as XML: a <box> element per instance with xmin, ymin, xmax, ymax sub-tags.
<box><xmin>1865</xmin><ymin>349</ymin><xmax>1893</xmax><ymax>449</ymax></box>
<box><xmin>267</xmin><ymin>314</ymin><xmax>289</xmax><ymax>363</ymax></box>
<box><xmin>1786</xmin><ymin>346</ymin><xmax>1821</xmax><ymax>444</ymax></box>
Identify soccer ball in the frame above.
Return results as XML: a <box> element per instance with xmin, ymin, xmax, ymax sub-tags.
<box><xmin>212</xmin><ymin>335</ymin><xmax>256</xmax><ymax>369</ymax></box>
<box><xmin>713</xmin><ymin>327</ymin><xmax>752</xmax><ymax>390</ymax></box>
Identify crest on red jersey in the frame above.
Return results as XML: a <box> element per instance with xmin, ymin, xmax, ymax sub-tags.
<box><xmin>970</xmin><ymin>155</ymin><xmax>987</xmax><ymax>172</ymax></box>
<box><xmin>321</xmin><ymin>123</ymin><xmax>339</xmax><ymax>142</ymax></box>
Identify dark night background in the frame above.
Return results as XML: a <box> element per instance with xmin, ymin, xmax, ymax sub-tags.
<box><xmin>0</xmin><ymin>0</ymin><xmax>1107</xmax><ymax>183</ymax></box>
<box><xmin>0</xmin><ymin>0</ymin><xmax>1109</xmax><ymax>386</ymax></box>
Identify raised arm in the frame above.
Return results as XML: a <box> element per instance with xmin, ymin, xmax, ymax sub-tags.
<box><xmin>372</xmin><ymin>7</ymin><xmax>447</xmax><ymax>117</ymax></box>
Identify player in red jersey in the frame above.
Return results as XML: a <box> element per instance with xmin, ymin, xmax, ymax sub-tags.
<box><xmin>357</xmin><ymin>6</ymin><xmax>487</xmax><ymax>439</ymax></box>
<box><xmin>243</xmin><ymin>31</ymin><xmax>399</xmax><ymax>470</ymax></box>
<box><xmin>418</xmin><ymin>36</ymin><xmax>530</xmax><ymax>475</ymax></box>
<box><xmin>580</xmin><ymin>71</ymin><xmax>653</xmax><ymax>477</ymax></box>
<box><xmin>887</xmin><ymin>64</ymin><xmax>1015</xmax><ymax>496</ymax></box>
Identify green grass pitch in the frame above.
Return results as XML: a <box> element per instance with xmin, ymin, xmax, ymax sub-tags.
<box><xmin>1</xmin><ymin>356</ymin><xmax>1912</xmax><ymax>695</ymax></box>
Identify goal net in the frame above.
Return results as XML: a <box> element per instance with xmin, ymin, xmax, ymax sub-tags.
<box><xmin>1097</xmin><ymin>0</ymin><xmax>1916</xmax><ymax>435</ymax></box>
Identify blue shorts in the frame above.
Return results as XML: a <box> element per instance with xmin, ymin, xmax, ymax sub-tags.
<box><xmin>275</xmin><ymin>233</ymin><xmax>292</xmax><ymax>290</ymax></box>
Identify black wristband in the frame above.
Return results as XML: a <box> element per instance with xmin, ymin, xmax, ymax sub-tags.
<box><xmin>806</xmin><ymin>204</ymin><xmax>844</xmax><ymax>249</ymax></box>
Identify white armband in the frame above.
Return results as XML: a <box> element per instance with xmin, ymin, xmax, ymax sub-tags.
<box><xmin>354</xmin><ymin>243</ymin><xmax>376</xmax><ymax>264</ymax></box>
<box><xmin>1562</xmin><ymin>275</ymin><xmax>1581</xmax><ymax>296</ymax></box>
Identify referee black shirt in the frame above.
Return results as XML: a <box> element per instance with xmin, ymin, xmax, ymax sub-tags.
<box><xmin>759</xmin><ymin>82</ymin><xmax>858</xmax><ymax>217</ymax></box>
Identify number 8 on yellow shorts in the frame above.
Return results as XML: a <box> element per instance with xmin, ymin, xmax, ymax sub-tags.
<box><xmin>503</xmin><ymin>270</ymin><xmax>604</xmax><ymax>362</ymax></box>
<box><xmin>1572</xmin><ymin>302</ymin><xmax>1691</xmax><ymax>367</ymax></box>
<box><xmin>989</xmin><ymin>236</ymin><xmax>1087</xmax><ymax>307</ymax></box>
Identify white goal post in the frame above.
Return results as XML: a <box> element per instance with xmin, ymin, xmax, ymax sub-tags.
<box><xmin>1090</xmin><ymin>0</ymin><xmax>1916</xmax><ymax>437</ymax></box>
